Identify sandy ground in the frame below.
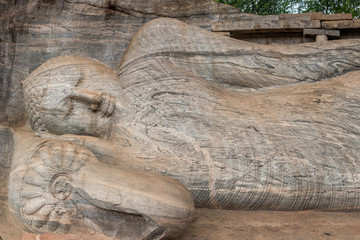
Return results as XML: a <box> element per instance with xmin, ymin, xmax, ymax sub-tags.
<box><xmin>179</xmin><ymin>209</ymin><xmax>360</xmax><ymax>240</ymax></box>
<box><xmin>2</xmin><ymin>194</ymin><xmax>360</xmax><ymax>240</ymax></box>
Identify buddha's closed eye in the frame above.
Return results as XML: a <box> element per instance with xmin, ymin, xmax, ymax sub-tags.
<box><xmin>69</xmin><ymin>88</ymin><xmax>115</xmax><ymax>117</ymax></box>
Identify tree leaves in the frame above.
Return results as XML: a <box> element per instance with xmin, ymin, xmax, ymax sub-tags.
<box><xmin>214</xmin><ymin>0</ymin><xmax>360</xmax><ymax>18</ymax></box>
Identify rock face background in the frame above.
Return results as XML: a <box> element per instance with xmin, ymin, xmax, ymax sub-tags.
<box><xmin>0</xmin><ymin>0</ymin><xmax>244</xmax><ymax>124</ymax></box>
<box><xmin>0</xmin><ymin>126</ymin><xmax>12</xmax><ymax>199</ymax></box>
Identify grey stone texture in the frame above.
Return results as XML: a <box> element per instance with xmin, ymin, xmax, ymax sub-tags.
<box><xmin>3</xmin><ymin>1</ymin><xmax>360</xmax><ymax>239</ymax></box>
<box><xmin>19</xmin><ymin>18</ymin><xmax>360</xmax><ymax>212</ymax></box>
<box><xmin>0</xmin><ymin>0</ymin><xmax>243</xmax><ymax>124</ymax></box>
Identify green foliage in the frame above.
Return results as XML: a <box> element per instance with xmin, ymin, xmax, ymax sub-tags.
<box><xmin>297</xmin><ymin>0</ymin><xmax>360</xmax><ymax>18</ymax></box>
<box><xmin>215</xmin><ymin>0</ymin><xmax>294</xmax><ymax>15</ymax></box>
<box><xmin>214</xmin><ymin>0</ymin><xmax>360</xmax><ymax>18</ymax></box>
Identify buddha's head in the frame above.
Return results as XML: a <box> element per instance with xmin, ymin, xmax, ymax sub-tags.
<box><xmin>22</xmin><ymin>55</ymin><xmax>118</xmax><ymax>137</ymax></box>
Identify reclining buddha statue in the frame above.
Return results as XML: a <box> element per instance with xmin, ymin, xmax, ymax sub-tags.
<box><xmin>8</xmin><ymin>17</ymin><xmax>360</xmax><ymax>239</ymax></box>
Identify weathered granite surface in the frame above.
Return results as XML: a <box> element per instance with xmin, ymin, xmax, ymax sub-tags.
<box><xmin>3</xmin><ymin>1</ymin><xmax>360</xmax><ymax>239</ymax></box>
<box><xmin>19</xmin><ymin>18</ymin><xmax>360</xmax><ymax>211</ymax></box>
<box><xmin>0</xmin><ymin>0</ymin><xmax>244</xmax><ymax>124</ymax></box>
<box><xmin>0</xmin><ymin>5</ymin><xmax>244</xmax><ymax>230</ymax></box>
<box><xmin>2</xmin><ymin>1</ymin><xmax>360</xmax><ymax>125</ymax></box>
<box><xmin>0</xmin><ymin>126</ymin><xmax>12</xmax><ymax>202</ymax></box>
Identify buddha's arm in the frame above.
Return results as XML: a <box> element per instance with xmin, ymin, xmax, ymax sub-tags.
<box><xmin>119</xmin><ymin>18</ymin><xmax>360</xmax><ymax>89</ymax></box>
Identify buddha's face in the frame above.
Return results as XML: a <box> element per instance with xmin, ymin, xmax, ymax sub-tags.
<box><xmin>41</xmin><ymin>84</ymin><xmax>115</xmax><ymax>137</ymax></box>
<box><xmin>28</xmin><ymin>57</ymin><xmax>119</xmax><ymax>137</ymax></box>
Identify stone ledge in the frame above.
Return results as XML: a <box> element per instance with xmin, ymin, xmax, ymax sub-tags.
<box><xmin>303</xmin><ymin>29</ymin><xmax>340</xmax><ymax>37</ymax></box>
<box><xmin>212</xmin><ymin>20</ymin><xmax>321</xmax><ymax>32</ymax></box>
<box><xmin>280</xmin><ymin>12</ymin><xmax>352</xmax><ymax>21</ymax></box>
<box><xmin>322</xmin><ymin>19</ymin><xmax>360</xmax><ymax>29</ymax></box>
<box><xmin>280</xmin><ymin>12</ymin><xmax>322</xmax><ymax>20</ymax></box>
<box><xmin>317</xmin><ymin>13</ymin><xmax>353</xmax><ymax>21</ymax></box>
